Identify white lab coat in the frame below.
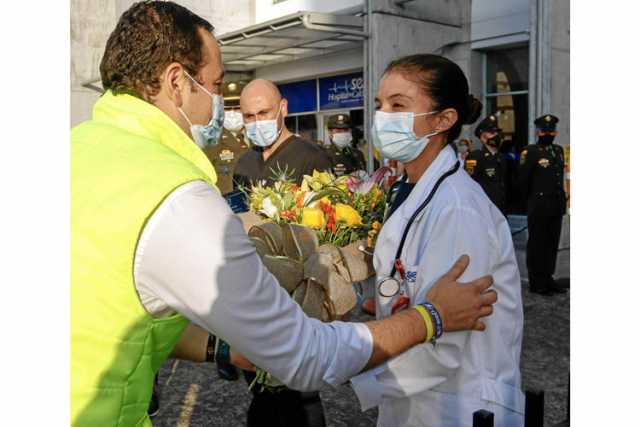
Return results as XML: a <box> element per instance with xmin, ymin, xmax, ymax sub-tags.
<box><xmin>351</xmin><ymin>146</ymin><xmax>525</xmax><ymax>427</ymax></box>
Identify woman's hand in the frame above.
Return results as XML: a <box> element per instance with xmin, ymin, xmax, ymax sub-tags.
<box><xmin>230</xmin><ymin>350</ymin><xmax>256</xmax><ymax>372</ymax></box>
<box><xmin>426</xmin><ymin>255</ymin><xmax>497</xmax><ymax>332</ymax></box>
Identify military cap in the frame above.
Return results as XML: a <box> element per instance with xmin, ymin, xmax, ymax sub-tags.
<box><xmin>534</xmin><ymin>114</ymin><xmax>559</xmax><ymax>132</ymax></box>
<box><xmin>474</xmin><ymin>113</ymin><xmax>501</xmax><ymax>138</ymax></box>
<box><xmin>223</xmin><ymin>81</ymin><xmax>246</xmax><ymax>108</ymax></box>
<box><xmin>327</xmin><ymin>113</ymin><xmax>351</xmax><ymax>130</ymax></box>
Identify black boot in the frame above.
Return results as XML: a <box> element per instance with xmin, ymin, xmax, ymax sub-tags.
<box><xmin>547</xmin><ymin>278</ymin><xmax>568</xmax><ymax>294</ymax></box>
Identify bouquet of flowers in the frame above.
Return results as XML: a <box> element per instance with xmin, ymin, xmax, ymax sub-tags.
<box><xmin>240</xmin><ymin>168</ymin><xmax>390</xmax><ymax>392</ymax></box>
<box><xmin>246</xmin><ymin>167</ymin><xmax>389</xmax><ymax>248</ymax></box>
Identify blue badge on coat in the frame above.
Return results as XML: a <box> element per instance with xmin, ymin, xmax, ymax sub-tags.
<box><xmin>406</xmin><ymin>271</ymin><xmax>417</xmax><ymax>283</ymax></box>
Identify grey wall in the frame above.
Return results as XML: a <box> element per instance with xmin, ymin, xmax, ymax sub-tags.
<box><xmin>70</xmin><ymin>0</ymin><xmax>118</xmax><ymax>128</ymax></box>
<box><xmin>366</xmin><ymin>0</ymin><xmax>473</xmax><ymax>140</ymax></box>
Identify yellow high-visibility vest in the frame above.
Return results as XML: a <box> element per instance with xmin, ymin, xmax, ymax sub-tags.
<box><xmin>71</xmin><ymin>91</ymin><xmax>217</xmax><ymax>426</ymax></box>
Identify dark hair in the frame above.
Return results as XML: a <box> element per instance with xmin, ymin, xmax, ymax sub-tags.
<box><xmin>100</xmin><ymin>1</ymin><xmax>214</xmax><ymax>100</ymax></box>
<box><xmin>384</xmin><ymin>54</ymin><xmax>482</xmax><ymax>143</ymax></box>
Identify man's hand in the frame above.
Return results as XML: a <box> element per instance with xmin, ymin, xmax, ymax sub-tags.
<box><xmin>426</xmin><ymin>255</ymin><xmax>497</xmax><ymax>332</ymax></box>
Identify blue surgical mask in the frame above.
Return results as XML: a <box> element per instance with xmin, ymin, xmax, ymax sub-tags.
<box><xmin>178</xmin><ymin>72</ymin><xmax>225</xmax><ymax>148</ymax></box>
<box><xmin>244</xmin><ymin>104</ymin><xmax>283</xmax><ymax>147</ymax></box>
<box><xmin>371</xmin><ymin>110</ymin><xmax>439</xmax><ymax>162</ymax></box>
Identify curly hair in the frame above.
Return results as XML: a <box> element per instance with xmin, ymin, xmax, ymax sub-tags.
<box><xmin>100</xmin><ymin>1</ymin><xmax>214</xmax><ymax>100</ymax></box>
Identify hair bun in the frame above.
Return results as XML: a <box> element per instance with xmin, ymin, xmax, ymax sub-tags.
<box><xmin>463</xmin><ymin>95</ymin><xmax>483</xmax><ymax>125</ymax></box>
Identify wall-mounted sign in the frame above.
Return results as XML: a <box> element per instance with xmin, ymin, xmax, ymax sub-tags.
<box><xmin>319</xmin><ymin>72</ymin><xmax>364</xmax><ymax>110</ymax></box>
<box><xmin>278</xmin><ymin>79</ymin><xmax>317</xmax><ymax>114</ymax></box>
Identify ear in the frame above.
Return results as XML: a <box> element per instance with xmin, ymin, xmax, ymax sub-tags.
<box><xmin>436</xmin><ymin>108</ymin><xmax>459</xmax><ymax>133</ymax></box>
<box><xmin>163</xmin><ymin>62</ymin><xmax>186</xmax><ymax>107</ymax></box>
<box><xmin>281</xmin><ymin>98</ymin><xmax>289</xmax><ymax>118</ymax></box>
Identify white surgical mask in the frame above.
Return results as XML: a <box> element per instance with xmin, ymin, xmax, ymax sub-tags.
<box><xmin>245</xmin><ymin>104</ymin><xmax>283</xmax><ymax>147</ymax></box>
<box><xmin>371</xmin><ymin>110</ymin><xmax>439</xmax><ymax>162</ymax></box>
<box><xmin>331</xmin><ymin>132</ymin><xmax>353</xmax><ymax>149</ymax></box>
<box><xmin>177</xmin><ymin>72</ymin><xmax>225</xmax><ymax>148</ymax></box>
<box><xmin>224</xmin><ymin>110</ymin><xmax>244</xmax><ymax>131</ymax></box>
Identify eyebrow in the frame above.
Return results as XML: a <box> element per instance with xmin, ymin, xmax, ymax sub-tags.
<box><xmin>388</xmin><ymin>93</ymin><xmax>412</xmax><ymax>101</ymax></box>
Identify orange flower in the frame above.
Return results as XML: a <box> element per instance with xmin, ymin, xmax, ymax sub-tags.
<box><xmin>295</xmin><ymin>192</ymin><xmax>306</xmax><ymax>208</ymax></box>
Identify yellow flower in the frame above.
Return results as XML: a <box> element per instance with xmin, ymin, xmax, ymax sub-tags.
<box><xmin>335</xmin><ymin>203</ymin><xmax>362</xmax><ymax>226</ymax></box>
<box><xmin>372</xmin><ymin>221</ymin><xmax>382</xmax><ymax>231</ymax></box>
<box><xmin>310</xmin><ymin>197</ymin><xmax>332</xmax><ymax>210</ymax></box>
<box><xmin>312</xmin><ymin>170</ymin><xmax>333</xmax><ymax>186</ymax></box>
<box><xmin>301</xmin><ymin>207</ymin><xmax>325</xmax><ymax>229</ymax></box>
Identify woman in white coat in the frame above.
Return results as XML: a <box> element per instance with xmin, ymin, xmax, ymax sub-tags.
<box><xmin>350</xmin><ymin>54</ymin><xmax>525</xmax><ymax>426</ymax></box>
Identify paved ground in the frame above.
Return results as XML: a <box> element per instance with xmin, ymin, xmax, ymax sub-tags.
<box><xmin>153</xmin><ymin>216</ymin><xmax>570</xmax><ymax>427</ymax></box>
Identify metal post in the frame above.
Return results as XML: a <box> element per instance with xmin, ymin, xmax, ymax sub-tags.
<box><xmin>473</xmin><ymin>409</ymin><xmax>494</xmax><ymax>427</ymax></box>
<box><xmin>364</xmin><ymin>0</ymin><xmax>375</xmax><ymax>173</ymax></box>
<box><xmin>525</xmin><ymin>389</ymin><xmax>545</xmax><ymax>427</ymax></box>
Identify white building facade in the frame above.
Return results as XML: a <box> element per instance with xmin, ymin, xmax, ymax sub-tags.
<box><xmin>72</xmin><ymin>0</ymin><xmax>569</xmax><ymax>147</ymax></box>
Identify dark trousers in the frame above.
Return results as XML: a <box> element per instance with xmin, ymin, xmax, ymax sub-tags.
<box><xmin>244</xmin><ymin>371</ymin><xmax>326</xmax><ymax>427</ymax></box>
<box><xmin>526</xmin><ymin>214</ymin><xmax>563</xmax><ymax>289</ymax></box>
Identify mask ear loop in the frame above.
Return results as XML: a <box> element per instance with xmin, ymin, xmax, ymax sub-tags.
<box><xmin>183</xmin><ymin>71</ymin><xmax>215</xmax><ymax>98</ymax></box>
<box><xmin>177</xmin><ymin>106</ymin><xmax>193</xmax><ymax>127</ymax></box>
<box><xmin>413</xmin><ymin>110</ymin><xmax>443</xmax><ymax>140</ymax></box>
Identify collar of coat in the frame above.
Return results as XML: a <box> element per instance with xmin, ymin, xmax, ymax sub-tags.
<box><xmin>400</xmin><ymin>145</ymin><xmax>458</xmax><ymax>220</ymax></box>
<box><xmin>92</xmin><ymin>90</ymin><xmax>218</xmax><ymax>186</ymax></box>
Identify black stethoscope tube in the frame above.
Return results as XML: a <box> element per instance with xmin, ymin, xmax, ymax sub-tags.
<box><xmin>388</xmin><ymin>161</ymin><xmax>460</xmax><ymax>278</ymax></box>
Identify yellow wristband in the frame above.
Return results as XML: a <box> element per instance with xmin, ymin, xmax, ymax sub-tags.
<box><xmin>413</xmin><ymin>305</ymin><xmax>434</xmax><ymax>342</ymax></box>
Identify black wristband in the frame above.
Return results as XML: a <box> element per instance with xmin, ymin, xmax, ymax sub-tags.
<box><xmin>206</xmin><ymin>334</ymin><xmax>217</xmax><ymax>363</ymax></box>
<box><xmin>215</xmin><ymin>338</ymin><xmax>231</xmax><ymax>365</ymax></box>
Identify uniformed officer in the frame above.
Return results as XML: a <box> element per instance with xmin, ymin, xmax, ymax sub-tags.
<box><xmin>465</xmin><ymin>113</ymin><xmax>507</xmax><ymax>215</ymax></box>
<box><xmin>324</xmin><ymin>113</ymin><xmax>367</xmax><ymax>176</ymax></box>
<box><xmin>519</xmin><ymin>114</ymin><xmax>567</xmax><ymax>295</ymax></box>
<box><xmin>203</xmin><ymin>81</ymin><xmax>250</xmax><ymax>195</ymax></box>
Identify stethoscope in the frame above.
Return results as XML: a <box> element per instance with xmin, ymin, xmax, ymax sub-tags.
<box><xmin>376</xmin><ymin>161</ymin><xmax>461</xmax><ymax>301</ymax></box>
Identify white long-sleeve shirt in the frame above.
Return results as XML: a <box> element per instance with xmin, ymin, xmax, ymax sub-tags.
<box><xmin>351</xmin><ymin>146</ymin><xmax>524</xmax><ymax>427</ymax></box>
<box><xmin>133</xmin><ymin>180</ymin><xmax>373</xmax><ymax>391</ymax></box>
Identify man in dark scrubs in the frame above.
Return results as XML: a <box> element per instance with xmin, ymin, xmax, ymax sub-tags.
<box><xmin>234</xmin><ymin>79</ymin><xmax>331</xmax><ymax>189</ymax></box>
<box><xmin>233</xmin><ymin>78</ymin><xmax>331</xmax><ymax>427</ymax></box>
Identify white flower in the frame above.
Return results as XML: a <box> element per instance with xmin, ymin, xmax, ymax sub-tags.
<box><xmin>303</xmin><ymin>191</ymin><xmax>316</xmax><ymax>206</ymax></box>
<box><xmin>260</xmin><ymin>197</ymin><xmax>279</xmax><ymax>218</ymax></box>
